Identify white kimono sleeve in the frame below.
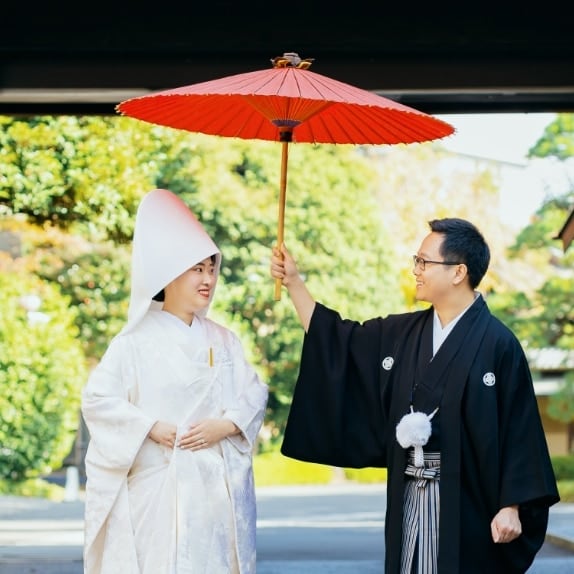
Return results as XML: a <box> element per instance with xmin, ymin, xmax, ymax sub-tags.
<box><xmin>220</xmin><ymin>330</ymin><xmax>268</xmax><ymax>454</ymax></box>
<box><xmin>82</xmin><ymin>334</ymin><xmax>157</xmax><ymax>469</ymax></box>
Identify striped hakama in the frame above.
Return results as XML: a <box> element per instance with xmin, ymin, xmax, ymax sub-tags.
<box><xmin>400</xmin><ymin>450</ymin><xmax>441</xmax><ymax>574</ymax></box>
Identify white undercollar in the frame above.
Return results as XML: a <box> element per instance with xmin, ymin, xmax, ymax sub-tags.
<box><xmin>432</xmin><ymin>292</ymin><xmax>479</xmax><ymax>356</ymax></box>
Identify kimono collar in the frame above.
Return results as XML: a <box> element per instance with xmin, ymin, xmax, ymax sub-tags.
<box><xmin>432</xmin><ymin>291</ymin><xmax>480</xmax><ymax>356</ymax></box>
<box><xmin>159</xmin><ymin>309</ymin><xmax>204</xmax><ymax>338</ymax></box>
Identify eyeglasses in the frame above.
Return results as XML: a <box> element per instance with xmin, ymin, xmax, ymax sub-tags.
<box><xmin>412</xmin><ymin>255</ymin><xmax>461</xmax><ymax>271</ymax></box>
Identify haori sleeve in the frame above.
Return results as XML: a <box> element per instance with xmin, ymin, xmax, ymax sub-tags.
<box><xmin>281</xmin><ymin>302</ymin><xmax>387</xmax><ymax>468</ymax></box>
<box><xmin>493</xmin><ymin>330</ymin><xmax>560</xmax><ymax>570</ymax></box>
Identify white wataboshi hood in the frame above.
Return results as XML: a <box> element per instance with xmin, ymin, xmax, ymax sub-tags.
<box><xmin>122</xmin><ymin>188</ymin><xmax>221</xmax><ymax>335</ymax></box>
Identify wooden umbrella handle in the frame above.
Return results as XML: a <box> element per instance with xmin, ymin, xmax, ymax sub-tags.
<box><xmin>274</xmin><ymin>138</ymin><xmax>290</xmax><ymax>301</ymax></box>
<box><xmin>274</xmin><ymin>272</ymin><xmax>283</xmax><ymax>301</ymax></box>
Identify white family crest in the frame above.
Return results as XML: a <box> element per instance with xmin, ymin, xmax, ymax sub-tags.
<box><xmin>482</xmin><ymin>372</ymin><xmax>496</xmax><ymax>386</ymax></box>
<box><xmin>381</xmin><ymin>356</ymin><xmax>394</xmax><ymax>370</ymax></box>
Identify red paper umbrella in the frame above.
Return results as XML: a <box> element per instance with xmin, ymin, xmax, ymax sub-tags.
<box><xmin>117</xmin><ymin>52</ymin><xmax>454</xmax><ymax>299</ymax></box>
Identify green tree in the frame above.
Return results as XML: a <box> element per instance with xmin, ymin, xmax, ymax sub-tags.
<box><xmin>528</xmin><ymin>114</ymin><xmax>574</xmax><ymax>160</ymax></box>
<box><xmin>0</xmin><ymin>259</ymin><xmax>87</xmax><ymax>480</ymax></box>
<box><xmin>486</xmin><ymin>114</ymin><xmax>574</xmax><ymax>434</ymax></box>
<box><xmin>0</xmin><ymin>217</ymin><xmax>132</xmax><ymax>364</ymax></box>
<box><xmin>32</xmin><ymin>236</ymin><xmax>132</xmax><ymax>364</ymax></box>
<box><xmin>0</xmin><ymin>115</ymin><xmax>185</xmax><ymax>242</ymax></box>
<box><xmin>490</xmin><ymin>114</ymin><xmax>574</xmax><ymax>348</ymax></box>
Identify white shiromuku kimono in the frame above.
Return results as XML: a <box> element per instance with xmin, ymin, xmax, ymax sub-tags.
<box><xmin>81</xmin><ymin>188</ymin><xmax>268</xmax><ymax>574</ymax></box>
<box><xmin>82</xmin><ymin>310</ymin><xmax>268</xmax><ymax>574</ymax></box>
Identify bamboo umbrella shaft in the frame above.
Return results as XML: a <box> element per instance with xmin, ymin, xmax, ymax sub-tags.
<box><xmin>274</xmin><ymin>138</ymin><xmax>290</xmax><ymax>301</ymax></box>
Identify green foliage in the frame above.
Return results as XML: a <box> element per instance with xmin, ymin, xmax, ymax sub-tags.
<box><xmin>510</xmin><ymin>193</ymin><xmax>574</xmax><ymax>254</ymax></box>
<box><xmin>254</xmin><ymin>451</ymin><xmax>334</xmax><ymax>486</ymax></box>
<box><xmin>344</xmin><ymin>467</ymin><xmax>388</xmax><ymax>483</ymax></box>
<box><xmin>0</xmin><ymin>265</ymin><xmax>87</xmax><ymax>480</ymax></box>
<box><xmin>551</xmin><ymin>454</ymin><xmax>574</xmax><ymax>480</ymax></box>
<box><xmin>550</xmin><ymin>454</ymin><xmax>574</xmax><ymax>501</ymax></box>
<box><xmin>528</xmin><ymin>114</ymin><xmax>574</xmax><ymax>161</ymax></box>
<box><xmin>0</xmin><ymin>477</ymin><xmax>65</xmax><ymax>500</ymax></box>
<box><xmin>253</xmin><ymin>450</ymin><xmax>387</xmax><ymax>486</ymax></box>
<box><xmin>548</xmin><ymin>373</ymin><xmax>574</xmax><ymax>423</ymax></box>
<box><xmin>33</xmin><ymin>237</ymin><xmax>131</xmax><ymax>362</ymax></box>
<box><xmin>558</xmin><ymin>481</ymin><xmax>574</xmax><ymax>502</ymax></box>
<box><xmin>492</xmin><ymin>112</ymin><xmax>574</xmax><ymax>428</ymax></box>
<box><xmin>489</xmin><ymin>275</ymin><xmax>574</xmax><ymax>349</ymax></box>
<box><xmin>495</xmin><ymin>114</ymin><xmax>574</xmax><ymax>352</ymax></box>
<box><xmin>0</xmin><ymin>115</ymin><xmax>184</xmax><ymax>242</ymax></box>
<box><xmin>535</xmin><ymin>278</ymin><xmax>574</xmax><ymax>348</ymax></box>
<box><xmin>0</xmin><ymin>218</ymin><xmax>131</xmax><ymax>363</ymax></box>
<box><xmin>486</xmin><ymin>291</ymin><xmax>532</xmax><ymax>332</ymax></box>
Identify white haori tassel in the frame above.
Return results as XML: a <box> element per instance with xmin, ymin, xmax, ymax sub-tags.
<box><xmin>396</xmin><ymin>406</ymin><xmax>439</xmax><ymax>467</ymax></box>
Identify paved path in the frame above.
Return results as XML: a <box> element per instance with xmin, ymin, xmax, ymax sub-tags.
<box><xmin>0</xmin><ymin>486</ymin><xmax>572</xmax><ymax>573</ymax></box>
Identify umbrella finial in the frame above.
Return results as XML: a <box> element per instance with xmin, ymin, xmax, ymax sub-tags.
<box><xmin>271</xmin><ymin>52</ymin><xmax>314</xmax><ymax>69</ymax></box>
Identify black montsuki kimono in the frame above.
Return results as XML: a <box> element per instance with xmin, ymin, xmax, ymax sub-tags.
<box><xmin>281</xmin><ymin>295</ymin><xmax>560</xmax><ymax>574</ymax></box>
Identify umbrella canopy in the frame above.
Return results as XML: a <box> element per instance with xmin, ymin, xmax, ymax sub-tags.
<box><xmin>117</xmin><ymin>52</ymin><xmax>455</xmax><ymax>299</ymax></box>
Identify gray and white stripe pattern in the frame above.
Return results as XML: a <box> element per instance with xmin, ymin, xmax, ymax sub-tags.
<box><xmin>400</xmin><ymin>450</ymin><xmax>440</xmax><ymax>574</ymax></box>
